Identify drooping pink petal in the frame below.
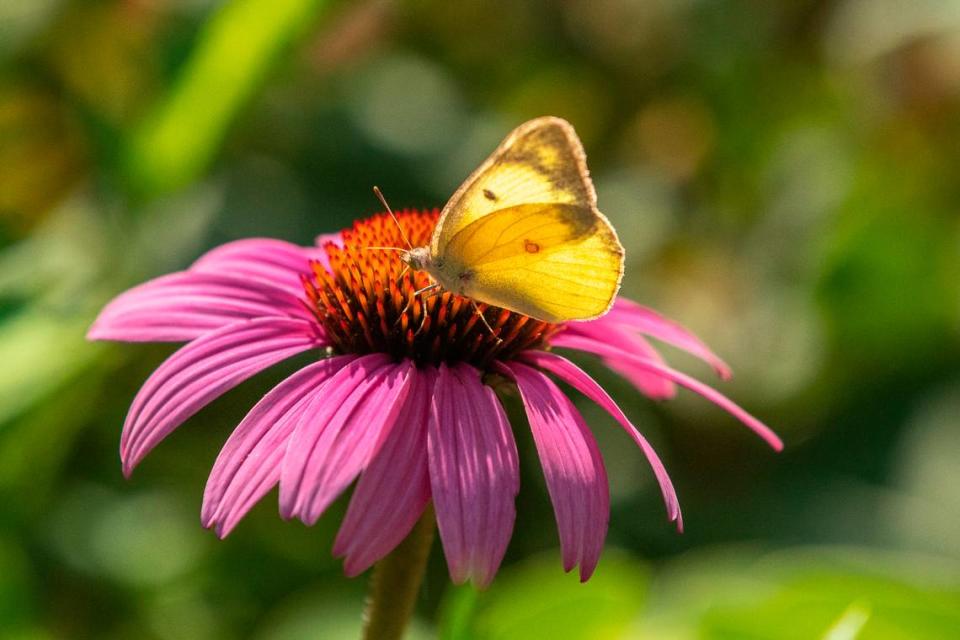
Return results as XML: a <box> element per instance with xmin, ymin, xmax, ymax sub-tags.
<box><xmin>564</xmin><ymin>323</ymin><xmax>676</xmax><ymax>399</ymax></box>
<box><xmin>428</xmin><ymin>363</ymin><xmax>519</xmax><ymax>589</ymax></box>
<box><xmin>191</xmin><ymin>238</ymin><xmax>329</xmax><ymax>294</ymax></box>
<box><xmin>589</xmin><ymin>298</ymin><xmax>732</xmax><ymax>379</ymax></box>
<box><xmin>551</xmin><ymin>333</ymin><xmax>783</xmax><ymax>451</ymax></box>
<box><xmin>88</xmin><ymin>272</ymin><xmax>313</xmax><ymax>343</ymax></box>
<box><xmin>606</xmin><ymin>332</ymin><xmax>677</xmax><ymax>400</ymax></box>
<box><xmin>279</xmin><ymin>356</ymin><xmax>411</xmax><ymax>525</ymax></box>
<box><xmin>333</xmin><ymin>367</ymin><xmax>435</xmax><ymax>576</ymax></box>
<box><xmin>497</xmin><ymin>361</ymin><xmax>609</xmax><ymax>582</ymax></box>
<box><xmin>518</xmin><ymin>350</ymin><xmax>682</xmax><ymax>531</ymax></box>
<box><xmin>120</xmin><ymin>317</ymin><xmax>325</xmax><ymax>475</ymax></box>
<box><xmin>202</xmin><ymin>355</ymin><xmax>356</xmax><ymax>537</ymax></box>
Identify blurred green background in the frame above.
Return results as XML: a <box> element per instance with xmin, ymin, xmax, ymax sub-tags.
<box><xmin>2</xmin><ymin>0</ymin><xmax>959</xmax><ymax>638</ymax></box>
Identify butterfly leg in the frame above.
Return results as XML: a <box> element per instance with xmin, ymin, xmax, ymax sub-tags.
<box><xmin>396</xmin><ymin>282</ymin><xmax>438</xmax><ymax>326</ymax></box>
<box><xmin>470</xmin><ymin>299</ymin><xmax>503</xmax><ymax>344</ymax></box>
<box><xmin>413</xmin><ymin>285</ymin><xmax>442</xmax><ymax>336</ymax></box>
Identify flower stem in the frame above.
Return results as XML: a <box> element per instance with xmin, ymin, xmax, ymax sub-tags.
<box><xmin>362</xmin><ymin>505</ymin><xmax>435</xmax><ymax>640</ymax></box>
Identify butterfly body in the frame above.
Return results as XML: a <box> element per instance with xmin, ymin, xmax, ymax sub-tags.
<box><xmin>400</xmin><ymin>247</ymin><xmax>469</xmax><ymax>296</ymax></box>
<box><xmin>400</xmin><ymin>116</ymin><xmax>624</xmax><ymax>324</ymax></box>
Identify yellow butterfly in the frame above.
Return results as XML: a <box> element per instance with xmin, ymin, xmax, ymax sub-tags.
<box><xmin>396</xmin><ymin>116</ymin><xmax>624</xmax><ymax>324</ymax></box>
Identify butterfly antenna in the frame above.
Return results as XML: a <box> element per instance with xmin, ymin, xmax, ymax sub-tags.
<box><xmin>373</xmin><ymin>186</ymin><xmax>413</xmax><ymax>250</ymax></box>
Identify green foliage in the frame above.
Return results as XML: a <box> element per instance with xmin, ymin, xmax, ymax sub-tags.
<box><xmin>443</xmin><ymin>552</ymin><xmax>649</xmax><ymax>640</ymax></box>
<box><xmin>127</xmin><ymin>0</ymin><xmax>335</xmax><ymax>197</ymax></box>
<box><xmin>647</xmin><ymin>550</ymin><xmax>960</xmax><ymax>640</ymax></box>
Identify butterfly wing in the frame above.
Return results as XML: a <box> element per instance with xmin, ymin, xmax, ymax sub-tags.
<box><xmin>430</xmin><ymin>116</ymin><xmax>596</xmax><ymax>254</ymax></box>
<box><xmin>438</xmin><ymin>202</ymin><xmax>624</xmax><ymax>323</ymax></box>
<box><xmin>430</xmin><ymin>116</ymin><xmax>623</xmax><ymax>322</ymax></box>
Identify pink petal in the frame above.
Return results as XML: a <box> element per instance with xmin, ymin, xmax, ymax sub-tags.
<box><xmin>202</xmin><ymin>355</ymin><xmax>356</xmax><ymax>537</ymax></box>
<box><xmin>589</xmin><ymin>298</ymin><xmax>732</xmax><ymax>379</ymax></box>
<box><xmin>120</xmin><ymin>317</ymin><xmax>324</xmax><ymax>476</ymax></box>
<box><xmin>279</xmin><ymin>355</ymin><xmax>411</xmax><ymax>525</ymax></box>
<box><xmin>191</xmin><ymin>238</ymin><xmax>328</xmax><ymax>294</ymax></box>
<box><xmin>88</xmin><ymin>272</ymin><xmax>313</xmax><ymax>343</ymax></box>
<box><xmin>498</xmin><ymin>362</ymin><xmax>609</xmax><ymax>582</ymax></box>
<box><xmin>314</xmin><ymin>232</ymin><xmax>343</xmax><ymax>250</ymax></box>
<box><xmin>333</xmin><ymin>367</ymin><xmax>435</xmax><ymax>576</ymax></box>
<box><xmin>518</xmin><ymin>350</ymin><xmax>682</xmax><ymax>531</ymax></box>
<box><xmin>551</xmin><ymin>333</ymin><xmax>784</xmax><ymax>451</ymax></box>
<box><xmin>428</xmin><ymin>364</ymin><xmax>519</xmax><ymax>589</ymax></box>
<box><xmin>565</xmin><ymin>323</ymin><xmax>676</xmax><ymax>399</ymax></box>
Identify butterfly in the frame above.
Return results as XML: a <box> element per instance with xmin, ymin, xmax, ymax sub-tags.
<box><xmin>390</xmin><ymin>116</ymin><xmax>624</xmax><ymax>325</ymax></box>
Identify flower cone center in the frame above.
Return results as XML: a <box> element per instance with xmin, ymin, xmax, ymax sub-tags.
<box><xmin>304</xmin><ymin>210</ymin><xmax>559</xmax><ymax>367</ymax></box>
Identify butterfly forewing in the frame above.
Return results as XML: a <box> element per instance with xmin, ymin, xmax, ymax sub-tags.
<box><xmin>431</xmin><ymin>117</ymin><xmax>595</xmax><ymax>254</ymax></box>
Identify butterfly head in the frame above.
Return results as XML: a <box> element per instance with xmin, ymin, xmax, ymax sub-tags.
<box><xmin>400</xmin><ymin>246</ymin><xmax>432</xmax><ymax>272</ymax></box>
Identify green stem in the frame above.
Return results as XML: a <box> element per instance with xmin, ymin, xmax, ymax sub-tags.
<box><xmin>362</xmin><ymin>506</ymin><xmax>436</xmax><ymax>640</ymax></box>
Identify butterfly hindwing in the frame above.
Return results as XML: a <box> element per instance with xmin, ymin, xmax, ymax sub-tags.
<box><xmin>438</xmin><ymin>203</ymin><xmax>623</xmax><ymax>323</ymax></box>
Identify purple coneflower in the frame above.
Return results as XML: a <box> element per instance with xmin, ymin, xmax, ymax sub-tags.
<box><xmin>89</xmin><ymin>209</ymin><xmax>781</xmax><ymax>587</ymax></box>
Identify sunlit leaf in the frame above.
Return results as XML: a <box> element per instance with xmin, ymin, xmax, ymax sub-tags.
<box><xmin>127</xmin><ymin>0</ymin><xmax>334</xmax><ymax>196</ymax></box>
<box><xmin>639</xmin><ymin>548</ymin><xmax>960</xmax><ymax>640</ymax></box>
<box><xmin>450</xmin><ymin>551</ymin><xmax>649</xmax><ymax>640</ymax></box>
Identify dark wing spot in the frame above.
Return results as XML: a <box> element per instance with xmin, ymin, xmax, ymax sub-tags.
<box><xmin>523</xmin><ymin>239</ymin><xmax>540</xmax><ymax>253</ymax></box>
<box><xmin>483</xmin><ymin>189</ymin><xmax>497</xmax><ymax>201</ymax></box>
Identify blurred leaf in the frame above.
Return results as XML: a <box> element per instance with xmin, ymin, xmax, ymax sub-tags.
<box><xmin>0</xmin><ymin>309</ymin><xmax>102</xmax><ymax>427</ymax></box>
<box><xmin>47</xmin><ymin>485</ymin><xmax>209</xmax><ymax>588</ymax></box>
<box><xmin>825</xmin><ymin>0</ymin><xmax>960</xmax><ymax>65</ymax></box>
<box><xmin>348</xmin><ymin>53</ymin><xmax>467</xmax><ymax>156</ymax></box>
<box><xmin>448</xmin><ymin>550</ymin><xmax>649</xmax><ymax>640</ymax></box>
<box><xmin>818</xmin><ymin>193</ymin><xmax>956</xmax><ymax>365</ymax></box>
<box><xmin>0</xmin><ymin>200</ymin><xmax>105</xmax><ymax>302</ymax></box>
<box><xmin>0</xmin><ymin>0</ymin><xmax>61</xmax><ymax>60</ymax></box>
<box><xmin>0</xmin><ymin>84</ymin><xmax>87</xmax><ymax>237</ymax></box>
<box><xmin>146</xmin><ymin>586</ymin><xmax>223</xmax><ymax>640</ymax></box>
<box><xmin>126</xmin><ymin>0</ymin><xmax>334</xmax><ymax>197</ymax></box>
<box><xmin>885</xmin><ymin>382</ymin><xmax>960</xmax><ymax>557</ymax></box>
<box><xmin>44</xmin><ymin>1</ymin><xmax>161</xmax><ymax>125</ymax></box>
<box><xmin>702</xmin><ymin>568</ymin><xmax>960</xmax><ymax>640</ymax></box>
<box><xmin>254</xmin><ymin>588</ymin><xmax>432</xmax><ymax>640</ymax></box>
<box><xmin>0</xmin><ymin>537</ymin><xmax>35</xmax><ymax>627</ymax></box>
<box><xmin>0</xmin><ymin>360</ymin><xmax>107</xmax><ymax>510</ymax></box>
<box><xmin>639</xmin><ymin>548</ymin><xmax>960</xmax><ymax>640</ymax></box>
<box><xmin>822</xmin><ymin>603</ymin><xmax>872</xmax><ymax>640</ymax></box>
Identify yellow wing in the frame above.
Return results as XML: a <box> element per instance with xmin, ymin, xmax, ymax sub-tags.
<box><xmin>431</xmin><ymin>116</ymin><xmax>596</xmax><ymax>255</ymax></box>
<box><xmin>437</xmin><ymin>203</ymin><xmax>624</xmax><ymax>323</ymax></box>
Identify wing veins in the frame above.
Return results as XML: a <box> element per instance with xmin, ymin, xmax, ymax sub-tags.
<box><xmin>510</xmin><ymin>267</ymin><xmax>613</xmax><ymax>300</ymax></box>
<box><xmin>465</xmin><ymin>206</ymin><xmax>596</xmax><ymax>266</ymax></box>
<box><xmin>477</xmin><ymin>243</ymin><xmax>609</xmax><ymax>272</ymax></box>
